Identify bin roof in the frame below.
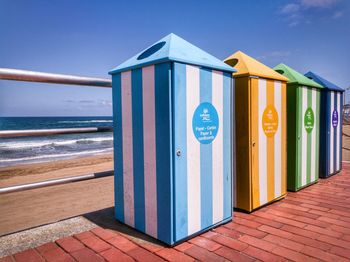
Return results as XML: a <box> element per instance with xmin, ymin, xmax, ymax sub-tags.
<box><xmin>109</xmin><ymin>33</ymin><xmax>236</xmax><ymax>74</ymax></box>
<box><xmin>224</xmin><ymin>51</ymin><xmax>288</xmax><ymax>81</ymax></box>
<box><xmin>304</xmin><ymin>71</ymin><xmax>344</xmax><ymax>92</ymax></box>
<box><xmin>273</xmin><ymin>64</ymin><xmax>323</xmax><ymax>89</ymax></box>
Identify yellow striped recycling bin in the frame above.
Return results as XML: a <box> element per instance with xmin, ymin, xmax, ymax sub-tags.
<box><xmin>224</xmin><ymin>51</ymin><xmax>288</xmax><ymax>212</ymax></box>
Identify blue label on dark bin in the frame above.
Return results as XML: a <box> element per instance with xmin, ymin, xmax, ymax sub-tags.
<box><xmin>192</xmin><ymin>102</ymin><xmax>219</xmax><ymax>144</ymax></box>
<box><xmin>332</xmin><ymin>109</ymin><xmax>338</xmax><ymax>128</ymax></box>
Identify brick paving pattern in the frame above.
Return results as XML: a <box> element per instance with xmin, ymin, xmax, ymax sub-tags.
<box><xmin>2</xmin><ymin>163</ymin><xmax>350</xmax><ymax>261</ymax></box>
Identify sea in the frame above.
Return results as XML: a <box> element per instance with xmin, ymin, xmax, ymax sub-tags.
<box><xmin>0</xmin><ymin>117</ymin><xmax>114</xmax><ymax>168</ymax></box>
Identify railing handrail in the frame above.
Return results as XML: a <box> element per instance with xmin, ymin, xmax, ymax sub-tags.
<box><xmin>0</xmin><ymin>171</ymin><xmax>114</xmax><ymax>194</ymax></box>
<box><xmin>0</xmin><ymin>127</ymin><xmax>113</xmax><ymax>138</ymax></box>
<box><xmin>0</xmin><ymin>68</ymin><xmax>111</xmax><ymax>87</ymax></box>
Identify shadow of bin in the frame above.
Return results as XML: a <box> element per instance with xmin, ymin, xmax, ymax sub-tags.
<box><xmin>109</xmin><ymin>33</ymin><xmax>235</xmax><ymax>245</ymax></box>
<box><xmin>274</xmin><ymin>64</ymin><xmax>323</xmax><ymax>191</ymax></box>
<box><xmin>224</xmin><ymin>51</ymin><xmax>288</xmax><ymax>212</ymax></box>
<box><xmin>305</xmin><ymin>71</ymin><xmax>344</xmax><ymax>178</ymax></box>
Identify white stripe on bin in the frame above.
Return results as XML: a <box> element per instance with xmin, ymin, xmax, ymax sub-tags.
<box><xmin>142</xmin><ymin>65</ymin><xmax>157</xmax><ymax>238</ymax></box>
<box><xmin>232</xmin><ymin>78</ymin><xmax>237</xmax><ymax>207</ymax></box>
<box><xmin>186</xmin><ymin>65</ymin><xmax>201</xmax><ymax>234</ymax></box>
<box><xmin>212</xmin><ymin>70</ymin><xmax>224</xmax><ymax>224</ymax></box>
<box><xmin>301</xmin><ymin>87</ymin><xmax>308</xmax><ymax>187</ymax></box>
<box><xmin>311</xmin><ymin>89</ymin><xmax>316</xmax><ymax>182</ymax></box>
<box><xmin>330</xmin><ymin>92</ymin><xmax>334</xmax><ymax>174</ymax></box>
<box><xmin>274</xmin><ymin>81</ymin><xmax>282</xmax><ymax>198</ymax></box>
<box><xmin>121</xmin><ymin>70</ymin><xmax>135</xmax><ymax>227</ymax></box>
<box><xmin>336</xmin><ymin>93</ymin><xmax>341</xmax><ymax>171</ymax></box>
<box><xmin>258</xmin><ymin>79</ymin><xmax>267</xmax><ymax>205</ymax></box>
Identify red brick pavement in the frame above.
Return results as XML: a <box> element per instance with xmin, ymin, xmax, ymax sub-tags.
<box><xmin>2</xmin><ymin>163</ymin><xmax>350</xmax><ymax>261</ymax></box>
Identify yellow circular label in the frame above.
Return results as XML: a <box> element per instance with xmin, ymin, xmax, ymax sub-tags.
<box><xmin>262</xmin><ymin>105</ymin><xmax>279</xmax><ymax>137</ymax></box>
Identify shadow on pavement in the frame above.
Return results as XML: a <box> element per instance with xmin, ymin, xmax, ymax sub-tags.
<box><xmin>83</xmin><ymin>207</ymin><xmax>165</xmax><ymax>247</ymax></box>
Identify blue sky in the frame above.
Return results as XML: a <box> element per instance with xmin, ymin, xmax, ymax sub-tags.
<box><xmin>0</xmin><ymin>0</ymin><xmax>349</xmax><ymax>116</ymax></box>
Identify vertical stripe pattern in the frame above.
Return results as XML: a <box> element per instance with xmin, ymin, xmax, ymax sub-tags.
<box><xmin>131</xmin><ymin>69</ymin><xmax>145</xmax><ymax>231</ymax></box>
<box><xmin>258</xmin><ymin>79</ymin><xmax>268</xmax><ymax>205</ymax></box>
<box><xmin>248</xmin><ymin>78</ymin><xmax>286</xmax><ymax>210</ymax></box>
<box><xmin>212</xmin><ymin>70</ymin><xmax>224</xmax><ymax>224</ymax></box>
<box><xmin>281</xmin><ymin>83</ymin><xmax>287</xmax><ymax>195</ymax></box>
<box><xmin>173</xmin><ymin>62</ymin><xmax>188</xmax><ymax>240</ymax></box>
<box><xmin>336</xmin><ymin>93</ymin><xmax>341</xmax><ymax>171</ymax></box>
<box><xmin>296</xmin><ymin>87</ymin><xmax>320</xmax><ymax>189</ymax></box>
<box><xmin>326</xmin><ymin>91</ymin><xmax>342</xmax><ymax>176</ymax></box>
<box><xmin>251</xmin><ymin>78</ymin><xmax>260</xmax><ymax>210</ymax></box>
<box><xmin>114</xmin><ymin>63</ymin><xmax>172</xmax><ymax>244</ymax></box>
<box><xmin>142</xmin><ymin>65</ymin><xmax>157</xmax><ymax>237</ymax></box>
<box><xmin>199</xmin><ymin>68</ymin><xmax>213</xmax><ymax>229</ymax></box>
<box><xmin>174</xmin><ymin>63</ymin><xmax>232</xmax><ymax>240</ymax></box>
<box><xmin>114</xmin><ymin>62</ymin><xmax>232</xmax><ymax>245</ymax></box>
<box><xmin>274</xmin><ymin>81</ymin><xmax>282</xmax><ymax>197</ymax></box>
<box><xmin>113</xmin><ymin>73</ymin><xmax>124</xmax><ymax>222</ymax></box>
<box><xmin>231</xmin><ymin>77</ymin><xmax>236</xmax><ymax>208</ymax></box>
<box><xmin>301</xmin><ymin>88</ymin><xmax>308</xmax><ymax>187</ymax></box>
<box><xmin>310</xmin><ymin>90</ymin><xmax>317</xmax><ymax>182</ymax></box>
<box><xmin>330</xmin><ymin>92</ymin><xmax>334</xmax><ymax>174</ymax></box>
<box><xmin>266</xmin><ymin>81</ymin><xmax>275</xmax><ymax>202</ymax></box>
<box><xmin>155</xmin><ymin>63</ymin><xmax>172</xmax><ymax>244</ymax></box>
<box><xmin>339</xmin><ymin>93</ymin><xmax>343</xmax><ymax>171</ymax></box>
<box><xmin>186</xmin><ymin>65</ymin><xmax>201</xmax><ymax>235</ymax></box>
<box><xmin>121</xmin><ymin>71</ymin><xmax>135</xmax><ymax>227</ymax></box>
<box><xmin>223</xmin><ymin>73</ymin><xmax>232</xmax><ymax>219</ymax></box>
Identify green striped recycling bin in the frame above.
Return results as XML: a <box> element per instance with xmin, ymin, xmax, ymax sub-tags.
<box><xmin>274</xmin><ymin>64</ymin><xmax>323</xmax><ymax>191</ymax></box>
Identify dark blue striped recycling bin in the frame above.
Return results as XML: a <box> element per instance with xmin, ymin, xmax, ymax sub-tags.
<box><xmin>305</xmin><ymin>71</ymin><xmax>344</xmax><ymax>178</ymax></box>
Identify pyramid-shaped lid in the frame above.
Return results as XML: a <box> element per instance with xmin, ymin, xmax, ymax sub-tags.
<box><xmin>224</xmin><ymin>51</ymin><xmax>288</xmax><ymax>81</ymax></box>
<box><xmin>273</xmin><ymin>64</ymin><xmax>323</xmax><ymax>89</ymax></box>
<box><xmin>109</xmin><ymin>33</ymin><xmax>236</xmax><ymax>74</ymax></box>
<box><xmin>304</xmin><ymin>71</ymin><xmax>344</xmax><ymax>92</ymax></box>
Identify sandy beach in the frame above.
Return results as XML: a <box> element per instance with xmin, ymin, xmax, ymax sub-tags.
<box><xmin>0</xmin><ymin>153</ymin><xmax>114</xmax><ymax>187</ymax></box>
<box><xmin>0</xmin><ymin>153</ymin><xmax>114</xmax><ymax>236</ymax></box>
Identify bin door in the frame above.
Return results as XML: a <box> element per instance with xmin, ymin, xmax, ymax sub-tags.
<box><xmin>296</xmin><ymin>86</ymin><xmax>320</xmax><ymax>189</ymax></box>
<box><xmin>328</xmin><ymin>91</ymin><xmax>342</xmax><ymax>175</ymax></box>
<box><xmin>172</xmin><ymin>62</ymin><xmax>232</xmax><ymax>242</ymax></box>
<box><xmin>250</xmin><ymin>77</ymin><xmax>286</xmax><ymax>210</ymax></box>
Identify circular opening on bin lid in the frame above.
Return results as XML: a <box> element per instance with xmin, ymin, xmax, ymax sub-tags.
<box><xmin>137</xmin><ymin>41</ymin><xmax>166</xmax><ymax>60</ymax></box>
<box><xmin>276</xmin><ymin>69</ymin><xmax>285</xmax><ymax>75</ymax></box>
<box><xmin>225</xmin><ymin>58</ymin><xmax>239</xmax><ymax>68</ymax></box>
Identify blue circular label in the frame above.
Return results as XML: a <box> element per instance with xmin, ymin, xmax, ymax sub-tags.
<box><xmin>192</xmin><ymin>102</ymin><xmax>219</xmax><ymax>144</ymax></box>
<box><xmin>332</xmin><ymin>109</ymin><xmax>338</xmax><ymax>128</ymax></box>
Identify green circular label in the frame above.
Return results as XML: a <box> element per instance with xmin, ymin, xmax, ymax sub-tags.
<box><xmin>304</xmin><ymin>107</ymin><xmax>314</xmax><ymax>133</ymax></box>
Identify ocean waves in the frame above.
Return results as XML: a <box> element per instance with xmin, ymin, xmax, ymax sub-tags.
<box><xmin>0</xmin><ymin>136</ymin><xmax>113</xmax><ymax>150</ymax></box>
<box><xmin>0</xmin><ymin>116</ymin><xmax>114</xmax><ymax>168</ymax></box>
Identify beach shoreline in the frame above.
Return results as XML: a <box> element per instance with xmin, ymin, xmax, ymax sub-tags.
<box><xmin>0</xmin><ymin>153</ymin><xmax>114</xmax><ymax>187</ymax></box>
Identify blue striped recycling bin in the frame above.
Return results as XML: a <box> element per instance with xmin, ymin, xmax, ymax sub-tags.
<box><xmin>109</xmin><ymin>33</ymin><xmax>236</xmax><ymax>245</ymax></box>
<box><xmin>305</xmin><ymin>71</ymin><xmax>344</xmax><ymax>178</ymax></box>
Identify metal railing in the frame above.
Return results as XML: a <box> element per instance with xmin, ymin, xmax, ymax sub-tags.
<box><xmin>0</xmin><ymin>67</ymin><xmax>114</xmax><ymax>194</ymax></box>
<box><xmin>0</xmin><ymin>68</ymin><xmax>111</xmax><ymax>87</ymax></box>
<box><xmin>0</xmin><ymin>171</ymin><xmax>113</xmax><ymax>194</ymax></box>
<box><xmin>0</xmin><ymin>127</ymin><xmax>113</xmax><ymax>138</ymax></box>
